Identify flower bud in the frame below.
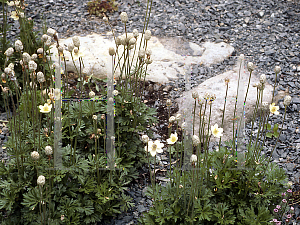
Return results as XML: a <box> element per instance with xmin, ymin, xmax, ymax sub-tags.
<box><xmin>141</xmin><ymin>135</ymin><xmax>149</xmax><ymax>144</ymax></box>
<box><xmin>133</xmin><ymin>29</ymin><xmax>139</xmax><ymax>38</ymax></box>
<box><xmin>22</xmin><ymin>52</ymin><xmax>31</xmax><ymax>63</ymax></box>
<box><xmin>31</xmin><ymin>54</ymin><xmax>37</xmax><ymax>60</ymax></box>
<box><xmin>15</xmin><ymin>40</ymin><xmax>23</xmax><ymax>52</ymax></box>
<box><xmin>37</xmin><ymin>72</ymin><xmax>45</xmax><ymax>83</ymax></box>
<box><xmin>4</xmin><ymin>47</ymin><xmax>14</xmax><ymax>57</ymax></box>
<box><xmin>73</xmin><ymin>47</ymin><xmax>79</xmax><ymax>54</ymax></box>
<box><xmin>274</xmin><ymin>66</ymin><xmax>281</xmax><ymax>74</ymax></box>
<box><xmin>45</xmin><ymin>146</ymin><xmax>53</xmax><ymax>155</ymax></box>
<box><xmin>37</xmin><ymin>48</ymin><xmax>43</xmax><ymax>54</ymax></box>
<box><xmin>41</xmin><ymin>34</ymin><xmax>49</xmax><ymax>43</ymax></box>
<box><xmin>175</xmin><ymin>113</ymin><xmax>182</xmax><ymax>121</ymax></box>
<box><xmin>138</xmin><ymin>50</ymin><xmax>145</xmax><ymax>59</ymax></box>
<box><xmin>192</xmin><ymin>91</ymin><xmax>199</xmax><ymax>99</ymax></box>
<box><xmin>72</xmin><ymin>36</ymin><xmax>80</xmax><ymax>48</ymax></box>
<box><xmin>144</xmin><ymin>30</ymin><xmax>151</xmax><ymax>40</ymax></box>
<box><xmin>37</xmin><ymin>175</ymin><xmax>45</xmax><ymax>186</ymax></box>
<box><xmin>8</xmin><ymin>63</ymin><xmax>14</xmax><ymax>70</ymax></box>
<box><xmin>28</xmin><ymin>60</ymin><xmax>37</xmax><ymax>71</ymax></box>
<box><xmin>109</xmin><ymin>47</ymin><xmax>116</xmax><ymax>56</ymax></box>
<box><xmin>120</xmin><ymin>12</ymin><xmax>128</xmax><ymax>23</ymax></box>
<box><xmin>260</xmin><ymin>74</ymin><xmax>266</xmax><ymax>84</ymax></box>
<box><xmin>190</xmin><ymin>154</ymin><xmax>197</xmax><ymax>163</ymax></box>
<box><xmin>129</xmin><ymin>38</ymin><xmax>136</xmax><ymax>45</ymax></box>
<box><xmin>283</xmin><ymin>95</ymin><xmax>291</xmax><ymax>106</ymax></box>
<box><xmin>166</xmin><ymin>99</ymin><xmax>172</xmax><ymax>107</ymax></box>
<box><xmin>92</xmin><ymin>115</ymin><xmax>97</xmax><ymax>120</ymax></box>
<box><xmin>247</xmin><ymin>62</ymin><xmax>254</xmax><ymax>72</ymax></box>
<box><xmin>192</xmin><ymin>135</ymin><xmax>200</xmax><ymax>146</ymax></box>
<box><xmin>31</xmin><ymin>151</ymin><xmax>40</xmax><ymax>160</ymax></box>
<box><xmin>103</xmin><ymin>16</ymin><xmax>108</xmax><ymax>23</ymax></box>
<box><xmin>68</xmin><ymin>42</ymin><xmax>74</xmax><ymax>52</ymax></box>
<box><xmin>47</xmin><ymin>28</ymin><xmax>57</xmax><ymax>37</ymax></box>
<box><xmin>113</xmin><ymin>90</ymin><xmax>119</xmax><ymax>96</ymax></box>
<box><xmin>89</xmin><ymin>91</ymin><xmax>95</xmax><ymax>98</ymax></box>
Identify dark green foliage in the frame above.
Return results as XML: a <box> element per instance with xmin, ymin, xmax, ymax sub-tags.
<box><xmin>139</xmin><ymin>145</ymin><xmax>287</xmax><ymax>224</ymax></box>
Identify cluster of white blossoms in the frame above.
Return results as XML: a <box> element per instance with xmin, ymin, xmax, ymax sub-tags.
<box><xmin>31</xmin><ymin>151</ymin><xmax>40</xmax><ymax>160</ymax></box>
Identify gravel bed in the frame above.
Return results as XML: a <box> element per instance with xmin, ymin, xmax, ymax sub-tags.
<box><xmin>1</xmin><ymin>0</ymin><xmax>300</xmax><ymax>224</ymax></box>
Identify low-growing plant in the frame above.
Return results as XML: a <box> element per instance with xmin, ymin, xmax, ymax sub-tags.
<box><xmin>0</xmin><ymin>0</ymin><xmax>157</xmax><ymax>224</ymax></box>
<box><xmin>139</xmin><ymin>56</ymin><xmax>295</xmax><ymax>224</ymax></box>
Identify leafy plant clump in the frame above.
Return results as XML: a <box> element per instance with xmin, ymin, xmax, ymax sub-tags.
<box><xmin>87</xmin><ymin>0</ymin><xmax>118</xmax><ymax>17</ymax></box>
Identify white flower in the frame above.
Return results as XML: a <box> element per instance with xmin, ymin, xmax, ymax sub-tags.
<box><xmin>247</xmin><ymin>62</ymin><xmax>254</xmax><ymax>72</ymax></box>
<box><xmin>4</xmin><ymin>47</ymin><xmax>14</xmax><ymax>57</ymax></box>
<box><xmin>68</xmin><ymin>42</ymin><xmax>74</xmax><ymax>52</ymax></box>
<box><xmin>211</xmin><ymin>124</ymin><xmax>223</xmax><ymax>138</ymax></box>
<box><xmin>31</xmin><ymin>151</ymin><xmax>40</xmax><ymax>160</ymax></box>
<box><xmin>283</xmin><ymin>95</ymin><xmax>292</xmax><ymax>107</ymax></box>
<box><xmin>45</xmin><ymin>36</ymin><xmax>52</xmax><ymax>46</ymax></box>
<box><xmin>141</xmin><ymin>135</ymin><xmax>149</xmax><ymax>144</ymax></box>
<box><xmin>260</xmin><ymin>74</ymin><xmax>266</xmax><ymax>84</ymax></box>
<box><xmin>103</xmin><ymin>16</ymin><xmax>108</xmax><ymax>22</ymax></box>
<box><xmin>113</xmin><ymin>90</ymin><xmax>119</xmax><ymax>96</ymax></box>
<box><xmin>109</xmin><ymin>47</ymin><xmax>115</xmax><ymax>56</ymax></box>
<box><xmin>72</xmin><ymin>36</ymin><xmax>80</xmax><ymax>48</ymax></box>
<box><xmin>167</xmin><ymin>133</ymin><xmax>178</xmax><ymax>145</ymax></box>
<box><xmin>37</xmin><ymin>175</ymin><xmax>45</xmax><ymax>186</ymax></box>
<box><xmin>190</xmin><ymin>154</ymin><xmax>197</xmax><ymax>163</ymax></box>
<box><xmin>144</xmin><ymin>30</ymin><xmax>151</xmax><ymax>40</ymax></box>
<box><xmin>169</xmin><ymin>116</ymin><xmax>176</xmax><ymax>123</ymax></box>
<box><xmin>274</xmin><ymin>66</ymin><xmax>281</xmax><ymax>74</ymax></box>
<box><xmin>269</xmin><ymin>103</ymin><xmax>279</xmax><ymax>115</ymax></box>
<box><xmin>92</xmin><ymin>115</ymin><xmax>97</xmax><ymax>120</ymax></box>
<box><xmin>28</xmin><ymin>60</ymin><xmax>37</xmax><ymax>71</ymax></box>
<box><xmin>89</xmin><ymin>91</ymin><xmax>95</xmax><ymax>98</ymax></box>
<box><xmin>192</xmin><ymin>135</ymin><xmax>200</xmax><ymax>146</ymax></box>
<box><xmin>37</xmin><ymin>72</ymin><xmax>45</xmax><ymax>83</ymax></box>
<box><xmin>39</xmin><ymin>103</ymin><xmax>52</xmax><ymax>113</ymax></box>
<box><xmin>192</xmin><ymin>91</ymin><xmax>199</xmax><ymax>99</ymax></box>
<box><xmin>15</xmin><ymin>40</ymin><xmax>23</xmax><ymax>52</ymax></box>
<box><xmin>10</xmin><ymin>11</ymin><xmax>19</xmax><ymax>20</ymax></box>
<box><xmin>22</xmin><ymin>52</ymin><xmax>31</xmax><ymax>63</ymax></box>
<box><xmin>120</xmin><ymin>12</ymin><xmax>128</xmax><ymax>23</ymax></box>
<box><xmin>145</xmin><ymin>140</ymin><xmax>164</xmax><ymax>157</ymax></box>
<box><xmin>45</xmin><ymin>146</ymin><xmax>53</xmax><ymax>155</ymax></box>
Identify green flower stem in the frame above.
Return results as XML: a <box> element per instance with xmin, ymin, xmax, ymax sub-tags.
<box><xmin>201</xmin><ymin>101</ymin><xmax>207</xmax><ymax>145</ymax></box>
<box><xmin>192</xmin><ymin>99</ymin><xmax>196</xmax><ymax>135</ymax></box>
<box><xmin>267</xmin><ymin>106</ymin><xmax>287</xmax><ymax>165</ymax></box>
<box><xmin>204</xmin><ymin>102</ymin><xmax>212</xmax><ymax>181</ymax></box>
<box><xmin>219</xmin><ymin>82</ymin><xmax>229</xmax><ymax>149</ymax></box>
<box><xmin>186</xmin><ymin>168</ymin><xmax>195</xmax><ymax>217</ymax></box>
<box><xmin>271</xmin><ymin>72</ymin><xmax>279</xmax><ymax>104</ymax></box>
<box><xmin>246</xmin><ymin>87</ymin><xmax>261</xmax><ymax>162</ymax></box>
<box><xmin>253</xmin><ymin>88</ymin><xmax>264</xmax><ymax>156</ymax></box>
<box><xmin>198</xmin><ymin>104</ymin><xmax>202</xmax><ymax>138</ymax></box>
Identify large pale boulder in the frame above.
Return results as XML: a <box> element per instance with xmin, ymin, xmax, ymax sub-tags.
<box><xmin>50</xmin><ymin>33</ymin><xmax>234</xmax><ymax>83</ymax></box>
<box><xmin>175</xmin><ymin>64</ymin><xmax>274</xmax><ymax>143</ymax></box>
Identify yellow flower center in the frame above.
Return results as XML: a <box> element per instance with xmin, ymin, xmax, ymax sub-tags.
<box><xmin>152</xmin><ymin>143</ymin><xmax>157</xmax><ymax>150</ymax></box>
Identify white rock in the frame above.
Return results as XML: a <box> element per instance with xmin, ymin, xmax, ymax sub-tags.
<box><xmin>50</xmin><ymin>33</ymin><xmax>234</xmax><ymax>84</ymax></box>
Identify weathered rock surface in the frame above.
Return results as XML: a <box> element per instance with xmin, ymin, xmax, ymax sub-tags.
<box><xmin>50</xmin><ymin>34</ymin><xmax>234</xmax><ymax>83</ymax></box>
<box><xmin>176</xmin><ymin>63</ymin><xmax>274</xmax><ymax>142</ymax></box>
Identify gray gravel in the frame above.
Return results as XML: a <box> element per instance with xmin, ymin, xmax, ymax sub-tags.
<box><xmin>1</xmin><ymin>0</ymin><xmax>300</xmax><ymax>224</ymax></box>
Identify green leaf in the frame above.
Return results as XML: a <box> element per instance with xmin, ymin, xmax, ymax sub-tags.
<box><xmin>266</xmin><ymin>132</ymin><xmax>273</xmax><ymax>138</ymax></box>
